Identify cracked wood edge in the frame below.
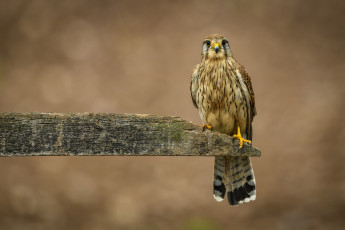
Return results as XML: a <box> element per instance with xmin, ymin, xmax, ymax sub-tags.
<box><xmin>0</xmin><ymin>112</ymin><xmax>261</xmax><ymax>157</ymax></box>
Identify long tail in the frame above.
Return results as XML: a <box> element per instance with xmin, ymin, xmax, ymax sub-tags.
<box><xmin>226</xmin><ymin>156</ymin><xmax>256</xmax><ymax>205</ymax></box>
<box><xmin>213</xmin><ymin>156</ymin><xmax>227</xmax><ymax>201</ymax></box>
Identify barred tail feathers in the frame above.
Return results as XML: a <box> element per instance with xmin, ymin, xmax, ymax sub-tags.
<box><xmin>226</xmin><ymin>156</ymin><xmax>256</xmax><ymax>206</ymax></box>
<box><xmin>242</xmin><ymin>157</ymin><xmax>256</xmax><ymax>201</ymax></box>
<box><xmin>213</xmin><ymin>156</ymin><xmax>227</xmax><ymax>202</ymax></box>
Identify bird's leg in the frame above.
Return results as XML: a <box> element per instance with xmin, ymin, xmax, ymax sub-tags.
<box><xmin>201</xmin><ymin>124</ymin><xmax>213</xmax><ymax>131</ymax></box>
<box><xmin>233</xmin><ymin>126</ymin><xmax>251</xmax><ymax>148</ymax></box>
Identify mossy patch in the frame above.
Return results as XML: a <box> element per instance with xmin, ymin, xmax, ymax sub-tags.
<box><xmin>153</xmin><ymin>120</ymin><xmax>191</xmax><ymax>143</ymax></box>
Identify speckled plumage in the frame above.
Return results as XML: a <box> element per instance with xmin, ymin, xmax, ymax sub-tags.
<box><xmin>190</xmin><ymin>34</ymin><xmax>257</xmax><ymax>205</ymax></box>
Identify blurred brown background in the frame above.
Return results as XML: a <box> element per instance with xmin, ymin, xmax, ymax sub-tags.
<box><xmin>0</xmin><ymin>0</ymin><xmax>344</xmax><ymax>229</ymax></box>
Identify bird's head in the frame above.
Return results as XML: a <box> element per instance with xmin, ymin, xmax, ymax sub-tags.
<box><xmin>201</xmin><ymin>34</ymin><xmax>232</xmax><ymax>61</ymax></box>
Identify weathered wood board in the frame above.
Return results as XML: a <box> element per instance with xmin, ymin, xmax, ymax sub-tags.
<box><xmin>0</xmin><ymin>113</ymin><xmax>261</xmax><ymax>157</ymax></box>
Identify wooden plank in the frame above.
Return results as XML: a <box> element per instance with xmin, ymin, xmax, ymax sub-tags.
<box><xmin>0</xmin><ymin>113</ymin><xmax>261</xmax><ymax>157</ymax></box>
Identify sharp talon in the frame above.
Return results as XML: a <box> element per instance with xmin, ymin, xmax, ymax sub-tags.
<box><xmin>232</xmin><ymin>126</ymin><xmax>251</xmax><ymax>149</ymax></box>
<box><xmin>201</xmin><ymin>124</ymin><xmax>212</xmax><ymax>131</ymax></box>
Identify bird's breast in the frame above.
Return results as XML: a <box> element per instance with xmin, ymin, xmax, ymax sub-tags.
<box><xmin>197</xmin><ymin>61</ymin><xmax>247</xmax><ymax>134</ymax></box>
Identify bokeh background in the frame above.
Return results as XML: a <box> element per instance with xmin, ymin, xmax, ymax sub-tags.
<box><xmin>0</xmin><ymin>0</ymin><xmax>344</xmax><ymax>229</ymax></box>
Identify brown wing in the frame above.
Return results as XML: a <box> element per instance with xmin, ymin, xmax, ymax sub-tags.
<box><xmin>238</xmin><ymin>64</ymin><xmax>256</xmax><ymax>117</ymax></box>
<box><xmin>190</xmin><ymin>64</ymin><xmax>200</xmax><ymax>108</ymax></box>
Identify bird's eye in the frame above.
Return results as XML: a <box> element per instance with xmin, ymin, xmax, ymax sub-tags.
<box><xmin>205</xmin><ymin>40</ymin><xmax>211</xmax><ymax>46</ymax></box>
<box><xmin>222</xmin><ymin>39</ymin><xmax>227</xmax><ymax>46</ymax></box>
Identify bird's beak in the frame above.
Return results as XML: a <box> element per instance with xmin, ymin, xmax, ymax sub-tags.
<box><xmin>212</xmin><ymin>43</ymin><xmax>220</xmax><ymax>53</ymax></box>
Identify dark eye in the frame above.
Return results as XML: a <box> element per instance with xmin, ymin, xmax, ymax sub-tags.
<box><xmin>222</xmin><ymin>39</ymin><xmax>227</xmax><ymax>46</ymax></box>
<box><xmin>205</xmin><ymin>40</ymin><xmax>211</xmax><ymax>46</ymax></box>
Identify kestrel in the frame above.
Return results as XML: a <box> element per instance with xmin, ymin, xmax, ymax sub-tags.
<box><xmin>190</xmin><ymin>34</ymin><xmax>257</xmax><ymax>205</ymax></box>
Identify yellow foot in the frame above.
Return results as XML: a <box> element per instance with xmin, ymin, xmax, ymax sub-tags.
<box><xmin>201</xmin><ymin>124</ymin><xmax>212</xmax><ymax>131</ymax></box>
<box><xmin>233</xmin><ymin>126</ymin><xmax>251</xmax><ymax>148</ymax></box>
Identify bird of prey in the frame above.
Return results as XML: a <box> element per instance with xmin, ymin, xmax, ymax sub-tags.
<box><xmin>190</xmin><ymin>34</ymin><xmax>257</xmax><ymax>205</ymax></box>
